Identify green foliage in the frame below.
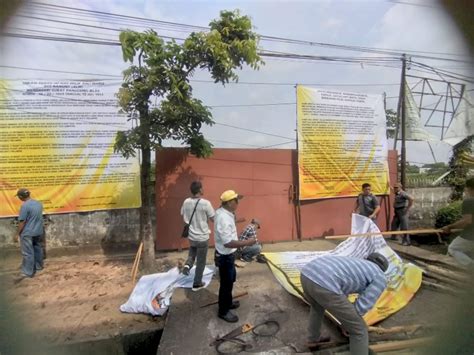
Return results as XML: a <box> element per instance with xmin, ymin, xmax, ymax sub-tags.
<box><xmin>444</xmin><ymin>135</ymin><xmax>474</xmax><ymax>201</ymax></box>
<box><xmin>422</xmin><ymin>162</ymin><xmax>448</xmax><ymax>176</ymax></box>
<box><xmin>385</xmin><ymin>108</ymin><xmax>397</xmax><ymax>139</ymax></box>
<box><xmin>435</xmin><ymin>200</ymin><xmax>463</xmax><ymax>229</ymax></box>
<box><xmin>114</xmin><ymin>10</ymin><xmax>263</xmax><ymax>159</ymax></box>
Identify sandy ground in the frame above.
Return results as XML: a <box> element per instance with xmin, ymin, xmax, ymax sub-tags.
<box><xmin>1</xmin><ymin>253</ymin><xmax>178</xmax><ymax>346</ymax></box>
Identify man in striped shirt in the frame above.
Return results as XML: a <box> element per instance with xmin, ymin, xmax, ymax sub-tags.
<box><xmin>300</xmin><ymin>253</ymin><xmax>388</xmax><ymax>354</ymax></box>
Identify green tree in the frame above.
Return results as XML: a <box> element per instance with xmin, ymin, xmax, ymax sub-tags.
<box><xmin>385</xmin><ymin>108</ymin><xmax>397</xmax><ymax>139</ymax></box>
<box><xmin>445</xmin><ymin>135</ymin><xmax>474</xmax><ymax>201</ymax></box>
<box><xmin>114</xmin><ymin>10</ymin><xmax>263</xmax><ymax>270</ymax></box>
<box><xmin>421</xmin><ymin>162</ymin><xmax>448</xmax><ymax>176</ymax></box>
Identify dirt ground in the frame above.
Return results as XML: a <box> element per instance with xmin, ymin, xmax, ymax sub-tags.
<box><xmin>0</xmin><ymin>238</ymin><xmax>460</xmax><ymax>352</ymax></box>
<box><xmin>0</xmin><ymin>252</ymin><xmax>183</xmax><ymax>346</ymax></box>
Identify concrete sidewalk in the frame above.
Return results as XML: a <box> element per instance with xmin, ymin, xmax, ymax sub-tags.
<box><xmin>157</xmin><ymin>240</ymin><xmax>343</xmax><ymax>355</ymax></box>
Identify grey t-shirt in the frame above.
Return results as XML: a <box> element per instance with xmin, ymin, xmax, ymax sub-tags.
<box><xmin>181</xmin><ymin>197</ymin><xmax>215</xmax><ymax>242</ymax></box>
<box><xmin>394</xmin><ymin>191</ymin><xmax>410</xmax><ymax>209</ymax></box>
<box><xmin>357</xmin><ymin>194</ymin><xmax>379</xmax><ymax>217</ymax></box>
<box><xmin>18</xmin><ymin>199</ymin><xmax>44</xmax><ymax>237</ymax></box>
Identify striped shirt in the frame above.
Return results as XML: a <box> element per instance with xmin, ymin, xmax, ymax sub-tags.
<box><xmin>239</xmin><ymin>224</ymin><xmax>257</xmax><ymax>242</ymax></box>
<box><xmin>301</xmin><ymin>255</ymin><xmax>387</xmax><ymax>316</ymax></box>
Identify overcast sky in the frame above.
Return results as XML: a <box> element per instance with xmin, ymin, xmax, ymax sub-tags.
<box><xmin>1</xmin><ymin>0</ymin><xmax>472</xmax><ymax>165</ymax></box>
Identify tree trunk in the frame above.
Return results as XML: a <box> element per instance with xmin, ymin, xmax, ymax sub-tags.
<box><xmin>140</xmin><ymin>146</ymin><xmax>155</xmax><ymax>271</ymax></box>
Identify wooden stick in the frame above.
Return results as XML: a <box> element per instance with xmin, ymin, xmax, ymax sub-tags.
<box><xmin>200</xmin><ymin>291</ymin><xmax>248</xmax><ymax>308</ymax></box>
<box><xmin>131</xmin><ymin>241</ymin><xmax>144</xmax><ymax>284</ymax></box>
<box><xmin>368</xmin><ymin>324</ymin><xmax>422</xmax><ymax>335</ymax></box>
<box><xmin>325</xmin><ymin>228</ymin><xmax>461</xmax><ymax>240</ymax></box>
<box><xmin>369</xmin><ymin>337</ymin><xmax>433</xmax><ymax>352</ymax></box>
<box><xmin>422</xmin><ymin>280</ymin><xmax>456</xmax><ymax>294</ymax></box>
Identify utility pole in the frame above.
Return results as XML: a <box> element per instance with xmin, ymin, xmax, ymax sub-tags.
<box><xmin>400</xmin><ymin>54</ymin><xmax>407</xmax><ymax>187</ymax></box>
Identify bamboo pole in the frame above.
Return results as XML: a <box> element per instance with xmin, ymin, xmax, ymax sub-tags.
<box><xmin>131</xmin><ymin>241</ymin><xmax>144</xmax><ymax>284</ymax></box>
<box><xmin>324</xmin><ymin>228</ymin><xmax>461</xmax><ymax>240</ymax></box>
<box><xmin>368</xmin><ymin>324</ymin><xmax>422</xmax><ymax>335</ymax></box>
<box><xmin>369</xmin><ymin>337</ymin><xmax>433</xmax><ymax>352</ymax></box>
<box><xmin>422</xmin><ymin>280</ymin><xmax>456</xmax><ymax>294</ymax></box>
<box><xmin>200</xmin><ymin>291</ymin><xmax>248</xmax><ymax>308</ymax></box>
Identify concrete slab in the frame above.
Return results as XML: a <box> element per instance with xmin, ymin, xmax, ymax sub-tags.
<box><xmin>157</xmin><ymin>241</ymin><xmax>348</xmax><ymax>355</ymax></box>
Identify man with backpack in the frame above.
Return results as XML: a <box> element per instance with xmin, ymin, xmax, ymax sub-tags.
<box><xmin>180</xmin><ymin>181</ymin><xmax>215</xmax><ymax>291</ymax></box>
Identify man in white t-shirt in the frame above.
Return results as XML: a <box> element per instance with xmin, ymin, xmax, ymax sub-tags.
<box><xmin>214</xmin><ymin>190</ymin><xmax>256</xmax><ymax>323</ymax></box>
<box><xmin>181</xmin><ymin>181</ymin><xmax>215</xmax><ymax>291</ymax></box>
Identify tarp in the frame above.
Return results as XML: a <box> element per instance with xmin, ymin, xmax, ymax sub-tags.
<box><xmin>296</xmin><ymin>85</ymin><xmax>390</xmax><ymax>200</ymax></box>
<box><xmin>402</xmin><ymin>83</ymin><xmax>437</xmax><ymax>142</ymax></box>
<box><xmin>262</xmin><ymin>214</ymin><xmax>423</xmax><ymax>325</ymax></box>
<box><xmin>443</xmin><ymin>92</ymin><xmax>474</xmax><ymax>146</ymax></box>
<box><xmin>120</xmin><ymin>265</ymin><xmax>215</xmax><ymax>316</ymax></box>
<box><xmin>0</xmin><ymin>80</ymin><xmax>141</xmax><ymax>217</ymax></box>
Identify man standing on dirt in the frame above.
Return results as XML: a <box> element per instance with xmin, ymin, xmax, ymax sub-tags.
<box><xmin>214</xmin><ymin>190</ymin><xmax>256</xmax><ymax>323</ymax></box>
<box><xmin>300</xmin><ymin>253</ymin><xmax>388</xmax><ymax>354</ymax></box>
<box><xmin>390</xmin><ymin>183</ymin><xmax>414</xmax><ymax>246</ymax></box>
<box><xmin>442</xmin><ymin>177</ymin><xmax>474</xmax><ymax>267</ymax></box>
<box><xmin>353</xmin><ymin>183</ymin><xmax>380</xmax><ymax>222</ymax></box>
<box><xmin>181</xmin><ymin>181</ymin><xmax>215</xmax><ymax>291</ymax></box>
<box><xmin>15</xmin><ymin>188</ymin><xmax>44</xmax><ymax>279</ymax></box>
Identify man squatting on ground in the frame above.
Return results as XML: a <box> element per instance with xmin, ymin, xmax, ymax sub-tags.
<box><xmin>238</xmin><ymin>218</ymin><xmax>262</xmax><ymax>262</ymax></box>
<box><xmin>214</xmin><ymin>190</ymin><xmax>256</xmax><ymax>323</ymax></box>
<box><xmin>353</xmin><ymin>183</ymin><xmax>380</xmax><ymax>222</ymax></box>
<box><xmin>443</xmin><ymin>177</ymin><xmax>474</xmax><ymax>267</ymax></box>
<box><xmin>180</xmin><ymin>181</ymin><xmax>215</xmax><ymax>291</ymax></box>
<box><xmin>300</xmin><ymin>253</ymin><xmax>388</xmax><ymax>355</ymax></box>
<box><xmin>390</xmin><ymin>183</ymin><xmax>414</xmax><ymax>246</ymax></box>
<box><xmin>15</xmin><ymin>188</ymin><xmax>44</xmax><ymax>279</ymax></box>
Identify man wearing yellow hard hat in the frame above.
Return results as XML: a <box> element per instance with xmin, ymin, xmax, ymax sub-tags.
<box><xmin>214</xmin><ymin>190</ymin><xmax>256</xmax><ymax>323</ymax></box>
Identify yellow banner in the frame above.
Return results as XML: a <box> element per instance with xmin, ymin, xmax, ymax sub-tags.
<box><xmin>0</xmin><ymin>80</ymin><xmax>141</xmax><ymax>217</ymax></box>
<box><xmin>297</xmin><ymin>85</ymin><xmax>390</xmax><ymax>199</ymax></box>
<box><xmin>262</xmin><ymin>214</ymin><xmax>423</xmax><ymax>326</ymax></box>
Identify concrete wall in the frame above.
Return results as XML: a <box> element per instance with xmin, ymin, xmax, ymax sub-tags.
<box><xmin>406</xmin><ymin>187</ymin><xmax>452</xmax><ymax>229</ymax></box>
<box><xmin>0</xmin><ymin>208</ymin><xmax>142</xmax><ymax>254</ymax></box>
<box><xmin>154</xmin><ymin>148</ymin><xmax>398</xmax><ymax>250</ymax></box>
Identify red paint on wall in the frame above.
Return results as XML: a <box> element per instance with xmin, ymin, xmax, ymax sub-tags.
<box><xmin>155</xmin><ymin>148</ymin><xmax>398</xmax><ymax>251</ymax></box>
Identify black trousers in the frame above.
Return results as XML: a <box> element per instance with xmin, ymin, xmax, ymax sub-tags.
<box><xmin>215</xmin><ymin>252</ymin><xmax>236</xmax><ymax>316</ymax></box>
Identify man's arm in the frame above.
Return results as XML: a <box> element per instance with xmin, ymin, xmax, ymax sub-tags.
<box><xmin>406</xmin><ymin>193</ymin><xmax>414</xmax><ymax>211</ymax></box>
<box><xmin>443</xmin><ymin>214</ymin><xmax>472</xmax><ymax>233</ymax></box>
<box><xmin>353</xmin><ymin>198</ymin><xmax>360</xmax><ymax>214</ymax></box>
<box><xmin>15</xmin><ymin>220</ymin><xmax>25</xmax><ymax>242</ymax></box>
<box><xmin>369</xmin><ymin>197</ymin><xmax>381</xmax><ymax>219</ymax></box>
<box><xmin>354</xmin><ymin>274</ymin><xmax>386</xmax><ymax>316</ymax></box>
<box><xmin>224</xmin><ymin>238</ymin><xmax>256</xmax><ymax>249</ymax></box>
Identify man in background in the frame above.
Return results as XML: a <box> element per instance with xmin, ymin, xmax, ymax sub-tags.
<box><xmin>15</xmin><ymin>188</ymin><xmax>44</xmax><ymax>279</ymax></box>
<box><xmin>238</xmin><ymin>218</ymin><xmax>262</xmax><ymax>262</ymax></box>
<box><xmin>443</xmin><ymin>177</ymin><xmax>474</xmax><ymax>267</ymax></box>
<box><xmin>180</xmin><ymin>181</ymin><xmax>215</xmax><ymax>291</ymax></box>
<box><xmin>353</xmin><ymin>183</ymin><xmax>380</xmax><ymax>222</ymax></box>
<box><xmin>390</xmin><ymin>183</ymin><xmax>414</xmax><ymax>246</ymax></box>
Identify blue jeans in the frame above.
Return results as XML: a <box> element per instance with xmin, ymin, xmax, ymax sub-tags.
<box><xmin>20</xmin><ymin>235</ymin><xmax>43</xmax><ymax>277</ymax></box>
<box><xmin>241</xmin><ymin>243</ymin><xmax>262</xmax><ymax>261</ymax></box>
<box><xmin>215</xmin><ymin>252</ymin><xmax>236</xmax><ymax>316</ymax></box>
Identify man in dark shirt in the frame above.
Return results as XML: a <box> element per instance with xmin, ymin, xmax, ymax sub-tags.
<box><xmin>390</xmin><ymin>183</ymin><xmax>414</xmax><ymax>246</ymax></box>
<box><xmin>443</xmin><ymin>177</ymin><xmax>474</xmax><ymax>267</ymax></box>
<box><xmin>353</xmin><ymin>183</ymin><xmax>380</xmax><ymax>222</ymax></box>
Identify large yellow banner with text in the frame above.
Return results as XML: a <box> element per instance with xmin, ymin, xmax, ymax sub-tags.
<box><xmin>297</xmin><ymin>85</ymin><xmax>390</xmax><ymax>200</ymax></box>
<box><xmin>0</xmin><ymin>80</ymin><xmax>141</xmax><ymax>217</ymax></box>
